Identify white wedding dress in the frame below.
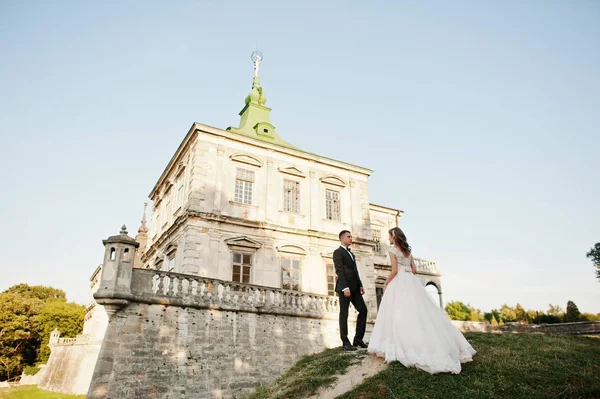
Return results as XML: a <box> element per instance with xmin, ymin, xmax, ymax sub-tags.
<box><xmin>368</xmin><ymin>246</ymin><xmax>476</xmax><ymax>374</ymax></box>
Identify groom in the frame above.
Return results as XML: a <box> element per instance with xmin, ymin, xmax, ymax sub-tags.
<box><xmin>334</xmin><ymin>230</ymin><xmax>368</xmax><ymax>351</ymax></box>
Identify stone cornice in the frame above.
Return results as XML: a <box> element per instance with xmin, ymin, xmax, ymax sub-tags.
<box><xmin>150</xmin><ymin>123</ymin><xmax>373</xmax><ymax>199</ymax></box>
<box><xmin>144</xmin><ymin>208</ymin><xmax>375</xmax><ymax>260</ymax></box>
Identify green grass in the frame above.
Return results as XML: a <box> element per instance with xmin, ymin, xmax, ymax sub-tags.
<box><xmin>247</xmin><ymin>347</ymin><xmax>366</xmax><ymax>399</ymax></box>
<box><xmin>339</xmin><ymin>334</ymin><xmax>600</xmax><ymax>399</ymax></box>
<box><xmin>249</xmin><ymin>334</ymin><xmax>600</xmax><ymax>399</ymax></box>
<box><xmin>0</xmin><ymin>386</ymin><xmax>85</xmax><ymax>399</ymax></box>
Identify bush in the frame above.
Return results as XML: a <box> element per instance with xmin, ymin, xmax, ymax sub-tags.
<box><xmin>22</xmin><ymin>365</ymin><xmax>40</xmax><ymax>376</ymax></box>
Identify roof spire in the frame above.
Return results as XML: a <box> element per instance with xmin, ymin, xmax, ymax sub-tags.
<box><xmin>227</xmin><ymin>52</ymin><xmax>296</xmax><ymax>149</ymax></box>
<box><xmin>138</xmin><ymin>202</ymin><xmax>148</xmax><ymax>234</ymax></box>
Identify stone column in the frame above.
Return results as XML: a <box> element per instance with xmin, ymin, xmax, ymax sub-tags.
<box><xmin>309</xmin><ymin>169</ymin><xmax>319</xmax><ymax>229</ymax></box>
<box><xmin>213</xmin><ymin>145</ymin><xmax>225</xmax><ymax>212</ymax></box>
<box><xmin>264</xmin><ymin>158</ymin><xmax>276</xmax><ymax>223</ymax></box>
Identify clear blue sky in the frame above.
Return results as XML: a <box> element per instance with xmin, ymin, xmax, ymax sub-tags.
<box><xmin>1</xmin><ymin>1</ymin><xmax>598</xmax><ymax>314</ymax></box>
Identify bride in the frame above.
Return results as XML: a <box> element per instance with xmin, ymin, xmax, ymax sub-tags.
<box><xmin>367</xmin><ymin>227</ymin><xmax>476</xmax><ymax>374</ymax></box>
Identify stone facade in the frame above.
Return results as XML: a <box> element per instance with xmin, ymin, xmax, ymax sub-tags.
<box><xmin>140</xmin><ymin>61</ymin><xmax>443</xmax><ymax>316</ymax></box>
<box><xmin>89</xmin><ymin>252</ymin><xmax>366</xmax><ymax>399</ymax></box>
<box><xmin>37</xmin><ymin>330</ymin><xmax>103</xmax><ymax>395</ymax></box>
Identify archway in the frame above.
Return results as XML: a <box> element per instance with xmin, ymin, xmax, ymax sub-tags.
<box><xmin>425</xmin><ymin>282</ymin><xmax>443</xmax><ymax>308</ymax></box>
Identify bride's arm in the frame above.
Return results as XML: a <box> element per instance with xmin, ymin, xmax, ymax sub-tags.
<box><xmin>410</xmin><ymin>255</ymin><xmax>417</xmax><ymax>275</ymax></box>
<box><xmin>384</xmin><ymin>253</ymin><xmax>398</xmax><ymax>291</ymax></box>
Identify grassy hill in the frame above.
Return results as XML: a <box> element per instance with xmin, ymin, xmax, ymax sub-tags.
<box><xmin>249</xmin><ymin>333</ymin><xmax>600</xmax><ymax>399</ymax></box>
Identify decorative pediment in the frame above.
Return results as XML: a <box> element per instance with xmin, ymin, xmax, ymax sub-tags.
<box><xmin>175</xmin><ymin>162</ymin><xmax>186</xmax><ymax>177</ymax></box>
<box><xmin>319</xmin><ymin>249</ymin><xmax>336</xmax><ymax>259</ymax></box>
<box><xmin>225</xmin><ymin>236</ymin><xmax>262</xmax><ymax>249</ymax></box>
<box><xmin>165</xmin><ymin>243</ymin><xmax>178</xmax><ymax>256</ymax></box>
<box><xmin>276</xmin><ymin>244</ymin><xmax>307</xmax><ymax>256</ymax></box>
<box><xmin>229</xmin><ymin>153</ymin><xmax>264</xmax><ymax>168</ymax></box>
<box><xmin>163</xmin><ymin>179</ymin><xmax>174</xmax><ymax>194</ymax></box>
<box><xmin>371</xmin><ymin>219</ymin><xmax>386</xmax><ymax>227</ymax></box>
<box><xmin>278</xmin><ymin>167</ymin><xmax>306</xmax><ymax>178</ymax></box>
<box><xmin>320</xmin><ymin>175</ymin><xmax>346</xmax><ymax>188</ymax></box>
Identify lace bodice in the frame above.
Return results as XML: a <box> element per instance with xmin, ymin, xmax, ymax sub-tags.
<box><xmin>388</xmin><ymin>246</ymin><xmax>413</xmax><ymax>273</ymax></box>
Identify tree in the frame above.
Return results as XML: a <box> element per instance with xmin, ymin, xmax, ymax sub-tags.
<box><xmin>0</xmin><ymin>284</ymin><xmax>84</xmax><ymax>381</ymax></box>
<box><xmin>579</xmin><ymin>312</ymin><xmax>600</xmax><ymax>321</ymax></box>
<box><xmin>565</xmin><ymin>300</ymin><xmax>581</xmax><ymax>322</ymax></box>
<box><xmin>586</xmin><ymin>243</ymin><xmax>600</xmax><ymax>281</ymax></box>
<box><xmin>498</xmin><ymin>304</ymin><xmax>517</xmax><ymax>323</ymax></box>
<box><xmin>34</xmin><ymin>300</ymin><xmax>84</xmax><ymax>363</ymax></box>
<box><xmin>444</xmin><ymin>301</ymin><xmax>471</xmax><ymax>321</ymax></box>
<box><xmin>514</xmin><ymin>303</ymin><xmax>529</xmax><ymax>323</ymax></box>
<box><xmin>547</xmin><ymin>304</ymin><xmax>564</xmax><ymax>317</ymax></box>
<box><xmin>4</xmin><ymin>284</ymin><xmax>66</xmax><ymax>301</ymax></box>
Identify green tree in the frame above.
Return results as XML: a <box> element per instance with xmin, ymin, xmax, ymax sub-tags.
<box><xmin>0</xmin><ymin>284</ymin><xmax>84</xmax><ymax>381</ymax></box>
<box><xmin>444</xmin><ymin>301</ymin><xmax>471</xmax><ymax>321</ymax></box>
<box><xmin>565</xmin><ymin>300</ymin><xmax>581</xmax><ymax>322</ymax></box>
<box><xmin>499</xmin><ymin>304</ymin><xmax>517</xmax><ymax>323</ymax></box>
<box><xmin>586</xmin><ymin>243</ymin><xmax>600</xmax><ymax>281</ymax></box>
<box><xmin>491</xmin><ymin>309</ymin><xmax>501</xmax><ymax>324</ymax></box>
<box><xmin>34</xmin><ymin>300</ymin><xmax>84</xmax><ymax>362</ymax></box>
<box><xmin>483</xmin><ymin>312</ymin><xmax>494</xmax><ymax>323</ymax></box>
<box><xmin>4</xmin><ymin>284</ymin><xmax>66</xmax><ymax>301</ymax></box>
<box><xmin>514</xmin><ymin>303</ymin><xmax>529</xmax><ymax>323</ymax></box>
<box><xmin>579</xmin><ymin>312</ymin><xmax>600</xmax><ymax>321</ymax></box>
<box><xmin>547</xmin><ymin>304</ymin><xmax>564</xmax><ymax>317</ymax></box>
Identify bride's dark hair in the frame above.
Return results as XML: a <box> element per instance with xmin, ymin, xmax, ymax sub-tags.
<box><xmin>389</xmin><ymin>227</ymin><xmax>411</xmax><ymax>255</ymax></box>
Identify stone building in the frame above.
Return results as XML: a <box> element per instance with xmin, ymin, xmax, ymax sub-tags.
<box><xmin>40</xmin><ymin>52</ymin><xmax>444</xmax><ymax>397</ymax></box>
<box><xmin>140</xmin><ymin>52</ymin><xmax>443</xmax><ymax>310</ymax></box>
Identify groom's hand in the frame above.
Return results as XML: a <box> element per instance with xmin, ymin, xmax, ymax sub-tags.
<box><xmin>343</xmin><ymin>289</ymin><xmax>351</xmax><ymax>298</ymax></box>
<box><xmin>360</xmin><ymin>287</ymin><xmax>365</xmax><ymax>295</ymax></box>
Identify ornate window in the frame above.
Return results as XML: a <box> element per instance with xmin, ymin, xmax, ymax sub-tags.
<box><xmin>326</xmin><ymin>263</ymin><xmax>336</xmax><ymax>296</ymax></box>
<box><xmin>282</xmin><ymin>258</ymin><xmax>301</xmax><ymax>291</ymax></box>
<box><xmin>325</xmin><ymin>189</ymin><xmax>340</xmax><ymax>221</ymax></box>
<box><xmin>283</xmin><ymin>179</ymin><xmax>300</xmax><ymax>213</ymax></box>
<box><xmin>235</xmin><ymin>168</ymin><xmax>254</xmax><ymax>204</ymax></box>
<box><xmin>373</xmin><ymin>229</ymin><xmax>382</xmax><ymax>253</ymax></box>
<box><xmin>232</xmin><ymin>252</ymin><xmax>252</xmax><ymax>283</ymax></box>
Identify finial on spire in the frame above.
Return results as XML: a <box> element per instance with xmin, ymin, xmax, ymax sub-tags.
<box><xmin>138</xmin><ymin>202</ymin><xmax>148</xmax><ymax>234</ymax></box>
<box><xmin>251</xmin><ymin>51</ymin><xmax>263</xmax><ymax>77</ymax></box>
<box><xmin>120</xmin><ymin>225</ymin><xmax>128</xmax><ymax>235</ymax></box>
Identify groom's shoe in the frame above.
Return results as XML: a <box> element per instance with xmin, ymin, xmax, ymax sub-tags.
<box><xmin>353</xmin><ymin>340</ymin><xmax>368</xmax><ymax>349</ymax></box>
<box><xmin>342</xmin><ymin>344</ymin><xmax>357</xmax><ymax>351</ymax></box>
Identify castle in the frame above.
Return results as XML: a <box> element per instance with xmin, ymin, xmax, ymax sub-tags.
<box><xmin>39</xmin><ymin>53</ymin><xmax>443</xmax><ymax>398</ymax></box>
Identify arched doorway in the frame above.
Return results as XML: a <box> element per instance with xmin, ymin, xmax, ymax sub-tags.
<box><xmin>425</xmin><ymin>282</ymin><xmax>443</xmax><ymax>308</ymax></box>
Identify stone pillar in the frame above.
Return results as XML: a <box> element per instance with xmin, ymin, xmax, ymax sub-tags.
<box><xmin>264</xmin><ymin>158</ymin><xmax>275</xmax><ymax>223</ymax></box>
<box><xmin>94</xmin><ymin>225</ymin><xmax>140</xmax><ymax>318</ymax></box>
<box><xmin>309</xmin><ymin>169</ymin><xmax>319</xmax><ymax>229</ymax></box>
<box><xmin>213</xmin><ymin>145</ymin><xmax>225</xmax><ymax>212</ymax></box>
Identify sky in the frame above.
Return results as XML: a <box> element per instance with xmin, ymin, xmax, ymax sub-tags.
<box><xmin>1</xmin><ymin>1</ymin><xmax>598</xmax><ymax>314</ymax></box>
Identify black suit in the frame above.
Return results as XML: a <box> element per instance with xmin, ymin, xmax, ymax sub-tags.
<box><xmin>333</xmin><ymin>246</ymin><xmax>368</xmax><ymax>346</ymax></box>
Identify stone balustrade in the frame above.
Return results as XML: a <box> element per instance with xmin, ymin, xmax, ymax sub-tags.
<box><xmin>129</xmin><ymin>269</ymin><xmax>346</xmax><ymax>319</ymax></box>
<box><xmin>414</xmin><ymin>257</ymin><xmax>439</xmax><ymax>274</ymax></box>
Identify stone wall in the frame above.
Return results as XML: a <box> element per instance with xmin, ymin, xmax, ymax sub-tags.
<box><xmin>38</xmin><ymin>335</ymin><xmax>102</xmax><ymax>395</ymax></box>
<box><xmin>452</xmin><ymin>320</ymin><xmax>600</xmax><ymax>335</ymax></box>
<box><xmin>88</xmin><ymin>269</ymin><xmax>366</xmax><ymax>399</ymax></box>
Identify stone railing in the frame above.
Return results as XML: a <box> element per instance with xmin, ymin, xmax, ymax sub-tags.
<box><xmin>414</xmin><ymin>257</ymin><xmax>439</xmax><ymax>275</ymax></box>
<box><xmin>129</xmin><ymin>269</ymin><xmax>346</xmax><ymax>319</ymax></box>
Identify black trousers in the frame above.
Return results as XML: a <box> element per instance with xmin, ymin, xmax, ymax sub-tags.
<box><xmin>338</xmin><ymin>289</ymin><xmax>368</xmax><ymax>346</ymax></box>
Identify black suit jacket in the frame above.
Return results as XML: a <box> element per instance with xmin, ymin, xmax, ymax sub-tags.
<box><xmin>333</xmin><ymin>246</ymin><xmax>363</xmax><ymax>293</ymax></box>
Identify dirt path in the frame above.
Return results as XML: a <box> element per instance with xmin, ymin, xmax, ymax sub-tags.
<box><xmin>310</xmin><ymin>354</ymin><xmax>387</xmax><ymax>399</ymax></box>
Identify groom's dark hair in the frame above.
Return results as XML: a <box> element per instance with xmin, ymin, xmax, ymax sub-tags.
<box><xmin>339</xmin><ymin>230</ymin><xmax>351</xmax><ymax>240</ymax></box>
